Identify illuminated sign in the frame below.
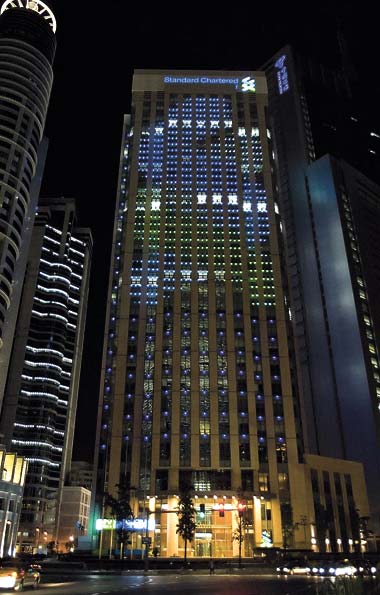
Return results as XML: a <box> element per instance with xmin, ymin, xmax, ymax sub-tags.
<box><xmin>163</xmin><ymin>75</ymin><xmax>256</xmax><ymax>92</ymax></box>
<box><xmin>96</xmin><ymin>518</ymin><xmax>115</xmax><ymax>531</ymax></box>
<box><xmin>96</xmin><ymin>517</ymin><xmax>155</xmax><ymax>531</ymax></box>
<box><xmin>241</xmin><ymin>76</ymin><xmax>256</xmax><ymax>92</ymax></box>
<box><xmin>275</xmin><ymin>55</ymin><xmax>289</xmax><ymax>95</ymax></box>
<box><xmin>261</xmin><ymin>529</ymin><xmax>273</xmax><ymax>547</ymax></box>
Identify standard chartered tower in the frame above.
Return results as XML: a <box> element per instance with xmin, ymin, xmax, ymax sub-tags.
<box><xmin>93</xmin><ymin>70</ymin><xmax>370</xmax><ymax>557</ymax></box>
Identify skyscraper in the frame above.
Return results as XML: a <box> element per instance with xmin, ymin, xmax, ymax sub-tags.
<box><xmin>264</xmin><ymin>47</ymin><xmax>380</xmax><ymax>535</ymax></box>
<box><xmin>93</xmin><ymin>70</ymin><xmax>370</xmax><ymax>556</ymax></box>
<box><xmin>0</xmin><ymin>197</ymin><xmax>92</xmax><ymax>550</ymax></box>
<box><xmin>0</xmin><ymin>0</ymin><xmax>56</xmax><ymax>403</ymax></box>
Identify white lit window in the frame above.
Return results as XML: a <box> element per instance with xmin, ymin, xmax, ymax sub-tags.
<box><xmin>197</xmin><ymin>194</ymin><xmax>207</xmax><ymax>204</ymax></box>
<box><xmin>228</xmin><ymin>195</ymin><xmax>238</xmax><ymax>205</ymax></box>
<box><xmin>213</xmin><ymin>194</ymin><xmax>222</xmax><ymax>205</ymax></box>
<box><xmin>257</xmin><ymin>201</ymin><xmax>267</xmax><ymax>212</ymax></box>
<box><xmin>151</xmin><ymin>200</ymin><xmax>160</xmax><ymax>211</ymax></box>
<box><xmin>243</xmin><ymin>201</ymin><xmax>252</xmax><ymax>212</ymax></box>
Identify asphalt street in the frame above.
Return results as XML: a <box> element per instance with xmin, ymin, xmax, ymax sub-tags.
<box><xmin>16</xmin><ymin>573</ymin><xmax>317</xmax><ymax>595</ymax></box>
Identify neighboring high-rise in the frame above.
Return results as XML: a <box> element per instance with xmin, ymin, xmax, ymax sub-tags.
<box><xmin>67</xmin><ymin>460</ymin><xmax>93</xmax><ymax>491</ymax></box>
<box><xmin>0</xmin><ymin>197</ymin><xmax>92</xmax><ymax>550</ymax></box>
<box><xmin>92</xmin><ymin>70</ymin><xmax>369</xmax><ymax>556</ymax></box>
<box><xmin>264</xmin><ymin>47</ymin><xmax>380</xmax><ymax>535</ymax></box>
<box><xmin>0</xmin><ymin>0</ymin><xmax>56</xmax><ymax>405</ymax></box>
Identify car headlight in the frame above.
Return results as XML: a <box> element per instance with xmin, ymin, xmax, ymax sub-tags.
<box><xmin>329</xmin><ymin>568</ymin><xmax>336</xmax><ymax>574</ymax></box>
<box><xmin>276</xmin><ymin>567</ymin><xmax>281</xmax><ymax>572</ymax></box>
<box><xmin>371</xmin><ymin>567</ymin><xmax>377</xmax><ymax>574</ymax></box>
<box><xmin>319</xmin><ymin>568</ymin><xmax>325</xmax><ymax>573</ymax></box>
<box><xmin>312</xmin><ymin>567</ymin><xmax>318</xmax><ymax>573</ymax></box>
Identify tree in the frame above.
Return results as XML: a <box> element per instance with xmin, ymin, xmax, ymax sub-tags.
<box><xmin>104</xmin><ymin>476</ymin><xmax>134</xmax><ymax>556</ymax></box>
<box><xmin>314</xmin><ymin>502</ymin><xmax>334</xmax><ymax>552</ymax></box>
<box><xmin>232</xmin><ymin>504</ymin><xmax>249</xmax><ymax>568</ymax></box>
<box><xmin>281</xmin><ymin>503</ymin><xmax>298</xmax><ymax>550</ymax></box>
<box><xmin>176</xmin><ymin>485</ymin><xmax>196</xmax><ymax>564</ymax></box>
<box><xmin>350</xmin><ymin>507</ymin><xmax>372</xmax><ymax>553</ymax></box>
<box><xmin>47</xmin><ymin>540</ymin><xmax>57</xmax><ymax>555</ymax></box>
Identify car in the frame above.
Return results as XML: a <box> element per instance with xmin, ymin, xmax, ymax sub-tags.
<box><xmin>332</xmin><ymin>562</ymin><xmax>357</xmax><ymax>577</ymax></box>
<box><xmin>352</xmin><ymin>559</ymin><xmax>377</xmax><ymax>577</ymax></box>
<box><xmin>0</xmin><ymin>561</ymin><xmax>40</xmax><ymax>591</ymax></box>
<box><xmin>310</xmin><ymin>563</ymin><xmax>331</xmax><ymax>576</ymax></box>
<box><xmin>276</xmin><ymin>560</ymin><xmax>311</xmax><ymax>575</ymax></box>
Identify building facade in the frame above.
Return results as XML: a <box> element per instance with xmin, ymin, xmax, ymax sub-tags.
<box><xmin>264</xmin><ymin>48</ymin><xmax>380</xmax><ymax>535</ymax></box>
<box><xmin>0</xmin><ymin>1</ymin><xmax>56</xmax><ymax>402</ymax></box>
<box><xmin>0</xmin><ymin>197</ymin><xmax>92</xmax><ymax>551</ymax></box>
<box><xmin>300</xmin><ymin>455</ymin><xmax>370</xmax><ymax>554</ymax></box>
<box><xmin>93</xmin><ymin>69</ymin><xmax>315</xmax><ymax>555</ymax></box>
<box><xmin>56</xmin><ymin>485</ymin><xmax>91</xmax><ymax>552</ymax></box>
<box><xmin>0</xmin><ymin>445</ymin><xmax>27</xmax><ymax>557</ymax></box>
<box><xmin>67</xmin><ymin>461</ymin><xmax>93</xmax><ymax>491</ymax></box>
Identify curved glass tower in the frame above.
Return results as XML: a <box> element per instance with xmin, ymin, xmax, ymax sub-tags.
<box><xmin>0</xmin><ymin>0</ymin><xmax>56</xmax><ymax>349</ymax></box>
<box><xmin>0</xmin><ymin>197</ymin><xmax>92</xmax><ymax>550</ymax></box>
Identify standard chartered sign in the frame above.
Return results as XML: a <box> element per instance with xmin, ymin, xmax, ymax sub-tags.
<box><xmin>164</xmin><ymin>75</ymin><xmax>256</xmax><ymax>92</ymax></box>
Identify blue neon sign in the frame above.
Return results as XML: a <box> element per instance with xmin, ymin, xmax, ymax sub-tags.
<box><xmin>275</xmin><ymin>55</ymin><xmax>289</xmax><ymax>95</ymax></box>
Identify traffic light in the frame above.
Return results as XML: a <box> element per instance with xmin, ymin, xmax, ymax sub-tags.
<box><xmin>238</xmin><ymin>502</ymin><xmax>245</xmax><ymax>518</ymax></box>
<box><xmin>199</xmin><ymin>503</ymin><xmax>205</xmax><ymax>518</ymax></box>
<box><xmin>218</xmin><ymin>503</ymin><xmax>225</xmax><ymax>518</ymax></box>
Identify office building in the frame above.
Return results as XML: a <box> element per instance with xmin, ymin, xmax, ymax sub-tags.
<box><xmin>56</xmin><ymin>485</ymin><xmax>91</xmax><ymax>552</ymax></box>
<box><xmin>67</xmin><ymin>460</ymin><xmax>93</xmax><ymax>491</ymax></box>
<box><xmin>0</xmin><ymin>0</ymin><xmax>57</xmax><ymax>403</ymax></box>
<box><xmin>264</xmin><ymin>47</ymin><xmax>380</xmax><ymax>536</ymax></box>
<box><xmin>92</xmin><ymin>70</ymin><xmax>369</xmax><ymax>556</ymax></box>
<box><xmin>0</xmin><ymin>197</ymin><xmax>92</xmax><ymax>551</ymax></box>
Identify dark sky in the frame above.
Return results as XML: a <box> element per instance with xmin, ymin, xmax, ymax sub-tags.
<box><xmin>39</xmin><ymin>2</ymin><xmax>379</xmax><ymax>462</ymax></box>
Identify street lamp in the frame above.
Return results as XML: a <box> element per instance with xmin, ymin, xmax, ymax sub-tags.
<box><xmin>69</xmin><ymin>535</ymin><xmax>74</xmax><ymax>552</ymax></box>
<box><xmin>35</xmin><ymin>527</ymin><xmax>40</xmax><ymax>551</ymax></box>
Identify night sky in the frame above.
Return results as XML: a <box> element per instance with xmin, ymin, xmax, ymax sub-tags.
<box><xmin>39</xmin><ymin>2</ymin><xmax>379</xmax><ymax>462</ymax></box>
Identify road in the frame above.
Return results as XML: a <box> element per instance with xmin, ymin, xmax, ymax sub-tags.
<box><xmin>20</xmin><ymin>573</ymin><xmax>318</xmax><ymax>595</ymax></box>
